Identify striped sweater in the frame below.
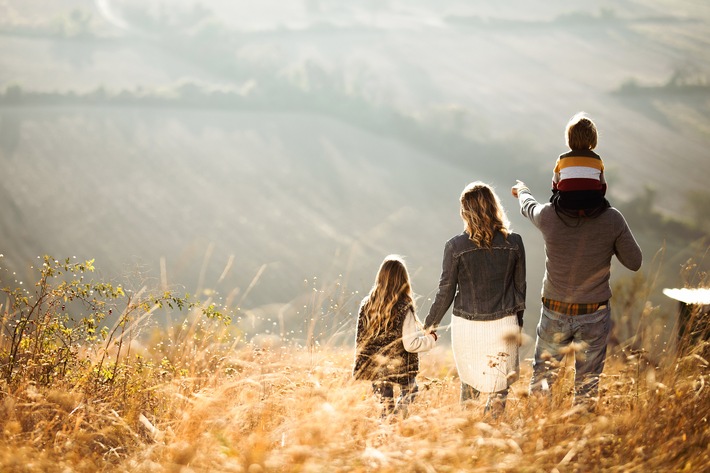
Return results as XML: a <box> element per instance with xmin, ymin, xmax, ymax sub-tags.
<box><xmin>552</xmin><ymin>149</ymin><xmax>606</xmax><ymax>193</ymax></box>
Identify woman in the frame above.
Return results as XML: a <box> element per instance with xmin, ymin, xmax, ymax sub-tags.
<box><xmin>424</xmin><ymin>182</ymin><xmax>526</xmax><ymax>417</ymax></box>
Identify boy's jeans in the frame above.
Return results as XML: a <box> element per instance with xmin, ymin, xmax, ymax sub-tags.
<box><xmin>529</xmin><ymin>304</ymin><xmax>611</xmax><ymax>402</ymax></box>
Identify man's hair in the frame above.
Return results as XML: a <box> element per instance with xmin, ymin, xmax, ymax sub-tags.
<box><xmin>460</xmin><ymin>181</ymin><xmax>510</xmax><ymax>247</ymax></box>
<box><xmin>566</xmin><ymin>112</ymin><xmax>598</xmax><ymax>150</ymax></box>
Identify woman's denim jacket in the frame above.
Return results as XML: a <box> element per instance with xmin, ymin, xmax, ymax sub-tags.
<box><xmin>424</xmin><ymin>231</ymin><xmax>526</xmax><ymax>329</ymax></box>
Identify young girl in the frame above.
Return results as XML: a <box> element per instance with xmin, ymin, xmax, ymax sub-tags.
<box><xmin>353</xmin><ymin>255</ymin><xmax>437</xmax><ymax>416</ymax></box>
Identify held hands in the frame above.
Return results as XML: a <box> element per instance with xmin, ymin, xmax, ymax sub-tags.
<box><xmin>511</xmin><ymin>180</ymin><xmax>527</xmax><ymax>198</ymax></box>
<box><xmin>425</xmin><ymin>327</ymin><xmax>438</xmax><ymax>342</ymax></box>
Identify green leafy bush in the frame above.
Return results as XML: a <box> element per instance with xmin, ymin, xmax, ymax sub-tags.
<box><xmin>0</xmin><ymin>256</ymin><xmax>227</xmax><ymax>392</ymax></box>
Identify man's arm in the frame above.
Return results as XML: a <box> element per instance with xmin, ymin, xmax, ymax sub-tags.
<box><xmin>512</xmin><ymin>180</ymin><xmax>543</xmax><ymax>227</ymax></box>
<box><xmin>424</xmin><ymin>241</ymin><xmax>458</xmax><ymax>330</ymax></box>
<box><xmin>614</xmin><ymin>213</ymin><xmax>642</xmax><ymax>271</ymax></box>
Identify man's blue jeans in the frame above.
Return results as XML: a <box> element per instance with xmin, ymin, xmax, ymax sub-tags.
<box><xmin>529</xmin><ymin>304</ymin><xmax>611</xmax><ymax>402</ymax></box>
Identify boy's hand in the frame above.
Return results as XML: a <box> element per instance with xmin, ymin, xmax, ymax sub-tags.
<box><xmin>511</xmin><ymin>180</ymin><xmax>527</xmax><ymax>198</ymax></box>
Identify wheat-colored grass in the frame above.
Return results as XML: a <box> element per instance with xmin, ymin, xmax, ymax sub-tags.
<box><xmin>1</xmin><ymin>334</ymin><xmax>707</xmax><ymax>473</ymax></box>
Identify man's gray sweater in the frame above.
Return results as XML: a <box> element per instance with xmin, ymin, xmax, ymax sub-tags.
<box><xmin>517</xmin><ymin>188</ymin><xmax>642</xmax><ymax>304</ymax></box>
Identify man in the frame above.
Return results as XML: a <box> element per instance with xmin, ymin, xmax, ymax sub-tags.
<box><xmin>511</xmin><ymin>179</ymin><xmax>642</xmax><ymax>405</ymax></box>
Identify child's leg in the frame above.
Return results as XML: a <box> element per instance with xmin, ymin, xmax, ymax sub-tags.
<box><xmin>399</xmin><ymin>377</ymin><xmax>419</xmax><ymax>404</ymax></box>
<box><xmin>372</xmin><ymin>381</ymin><xmax>395</xmax><ymax>415</ymax></box>
<box><xmin>394</xmin><ymin>377</ymin><xmax>419</xmax><ymax>415</ymax></box>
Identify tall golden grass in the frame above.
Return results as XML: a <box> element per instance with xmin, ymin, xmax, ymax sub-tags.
<box><xmin>1</xmin><ymin>258</ymin><xmax>708</xmax><ymax>472</ymax></box>
<box><xmin>1</xmin><ymin>341</ymin><xmax>708</xmax><ymax>472</ymax></box>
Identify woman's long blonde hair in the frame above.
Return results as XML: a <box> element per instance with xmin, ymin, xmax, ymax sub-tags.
<box><xmin>460</xmin><ymin>181</ymin><xmax>510</xmax><ymax>247</ymax></box>
<box><xmin>361</xmin><ymin>255</ymin><xmax>414</xmax><ymax>337</ymax></box>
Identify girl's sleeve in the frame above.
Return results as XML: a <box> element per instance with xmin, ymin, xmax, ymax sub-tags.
<box><xmin>402</xmin><ymin>309</ymin><xmax>437</xmax><ymax>353</ymax></box>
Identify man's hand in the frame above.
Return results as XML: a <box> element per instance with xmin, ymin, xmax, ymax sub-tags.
<box><xmin>511</xmin><ymin>180</ymin><xmax>527</xmax><ymax>198</ymax></box>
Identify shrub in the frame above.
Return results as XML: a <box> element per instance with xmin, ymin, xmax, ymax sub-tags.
<box><xmin>0</xmin><ymin>255</ymin><xmax>226</xmax><ymax>392</ymax></box>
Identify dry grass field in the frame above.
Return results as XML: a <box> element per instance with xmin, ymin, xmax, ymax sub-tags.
<box><xmin>1</xmin><ymin>258</ymin><xmax>707</xmax><ymax>472</ymax></box>
<box><xmin>1</xmin><ymin>340</ymin><xmax>707</xmax><ymax>472</ymax></box>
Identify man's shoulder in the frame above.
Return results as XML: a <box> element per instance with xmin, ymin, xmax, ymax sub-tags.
<box><xmin>531</xmin><ymin>201</ymin><xmax>556</xmax><ymax>218</ymax></box>
<box><xmin>603</xmin><ymin>207</ymin><xmax>631</xmax><ymax>228</ymax></box>
<box><xmin>600</xmin><ymin>207</ymin><xmax>627</xmax><ymax>221</ymax></box>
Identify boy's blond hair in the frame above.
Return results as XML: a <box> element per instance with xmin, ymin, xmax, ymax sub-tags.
<box><xmin>566</xmin><ymin>112</ymin><xmax>598</xmax><ymax>150</ymax></box>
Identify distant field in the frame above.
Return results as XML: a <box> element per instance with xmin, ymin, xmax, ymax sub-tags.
<box><xmin>0</xmin><ymin>107</ymin><xmax>487</xmax><ymax>333</ymax></box>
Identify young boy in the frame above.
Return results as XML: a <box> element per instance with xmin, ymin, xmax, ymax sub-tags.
<box><xmin>550</xmin><ymin>112</ymin><xmax>609</xmax><ymax>216</ymax></box>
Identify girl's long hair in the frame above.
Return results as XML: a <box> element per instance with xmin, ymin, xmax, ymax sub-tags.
<box><xmin>460</xmin><ymin>181</ymin><xmax>510</xmax><ymax>247</ymax></box>
<box><xmin>361</xmin><ymin>255</ymin><xmax>414</xmax><ymax>338</ymax></box>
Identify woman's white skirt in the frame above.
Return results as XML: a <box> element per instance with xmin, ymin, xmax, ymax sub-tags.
<box><xmin>451</xmin><ymin>314</ymin><xmax>520</xmax><ymax>393</ymax></box>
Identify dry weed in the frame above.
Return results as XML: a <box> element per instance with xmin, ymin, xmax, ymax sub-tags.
<box><xmin>2</xmin><ymin>340</ymin><xmax>704</xmax><ymax>472</ymax></box>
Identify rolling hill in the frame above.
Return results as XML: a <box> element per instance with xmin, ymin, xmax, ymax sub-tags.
<box><xmin>1</xmin><ymin>0</ymin><xmax>708</xmax><ymax>347</ymax></box>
